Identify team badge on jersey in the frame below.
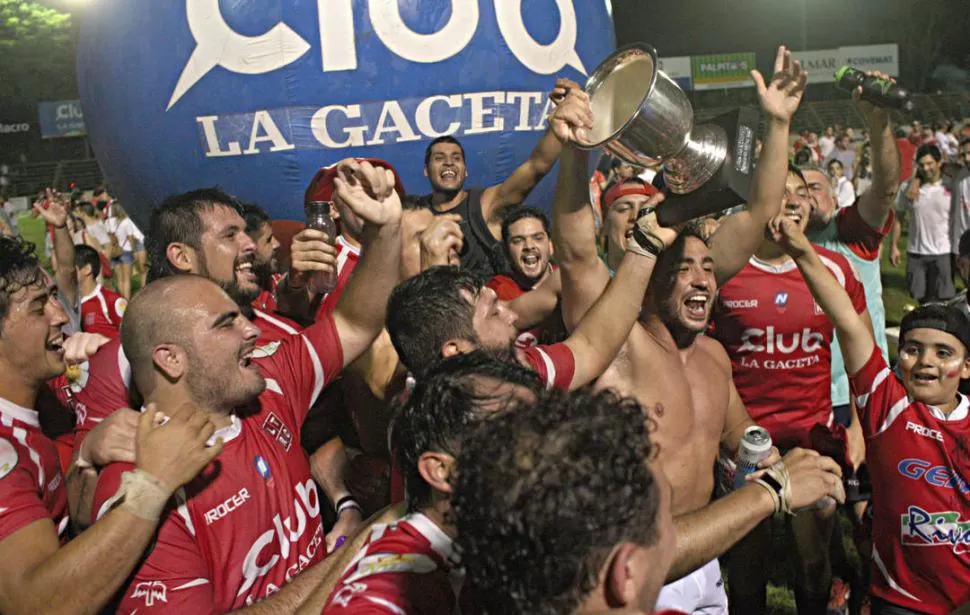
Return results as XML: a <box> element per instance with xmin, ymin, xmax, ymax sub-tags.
<box><xmin>254</xmin><ymin>455</ymin><xmax>272</xmax><ymax>481</ymax></box>
<box><xmin>0</xmin><ymin>438</ymin><xmax>18</xmax><ymax>479</ymax></box>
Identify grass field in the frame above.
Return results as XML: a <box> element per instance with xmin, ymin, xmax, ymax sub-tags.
<box><xmin>15</xmin><ymin>211</ymin><xmax>923</xmax><ymax>614</ymax></box>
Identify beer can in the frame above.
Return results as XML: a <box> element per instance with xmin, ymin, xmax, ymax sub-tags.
<box><xmin>734</xmin><ymin>426</ymin><xmax>772</xmax><ymax>489</ymax></box>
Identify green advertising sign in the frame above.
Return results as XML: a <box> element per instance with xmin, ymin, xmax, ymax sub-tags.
<box><xmin>691</xmin><ymin>52</ymin><xmax>757</xmax><ymax>90</ymax></box>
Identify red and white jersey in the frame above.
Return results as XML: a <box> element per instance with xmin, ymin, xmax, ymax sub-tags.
<box><xmin>850</xmin><ymin>349</ymin><xmax>970</xmax><ymax>614</ymax></box>
<box><xmin>252</xmin><ymin>307</ymin><xmax>303</xmax><ymax>345</ymax></box>
<box><xmin>80</xmin><ymin>284</ymin><xmax>127</xmax><ymax>339</ymax></box>
<box><xmin>520</xmin><ymin>343</ymin><xmax>575</xmax><ymax>390</ymax></box>
<box><xmin>713</xmin><ymin>248</ymin><xmax>866</xmax><ymax>450</ymax></box>
<box><xmin>315</xmin><ymin>235</ymin><xmax>360</xmax><ymax>320</ymax></box>
<box><xmin>0</xmin><ymin>397</ymin><xmax>69</xmax><ymax>544</ymax></box>
<box><xmin>92</xmin><ymin>315</ymin><xmax>345</xmax><ymax>613</ymax></box>
<box><xmin>322</xmin><ymin>513</ymin><xmax>458</xmax><ymax>614</ymax></box>
<box><xmin>72</xmin><ymin>310</ymin><xmax>303</xmax><ymax>444</ymax></box>
<box><xmin>253</xmin><ymin>273</ymin><xmax>285</xmax><ymax>314</ymax></box>
<box><xmin>71</xmin><ymin>338</ymin><xmax>132</xmax><ymax>442</ymax></box>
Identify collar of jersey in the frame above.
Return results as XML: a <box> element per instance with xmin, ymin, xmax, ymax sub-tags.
<box><xmin>407</xmin><ymin>512</ymin><xmax>458</xmax><ymax>565</ymax></box>
<box><xmin>0</xmin><ymin>396</ymin><xmax>39</xmax><ymax>427</ymax></box>
<box><xmin>748</xmin><ymin>255</ymin><xmax>797</xmax><ymax>274</ymax></box>
<box><xmin>80</xmin><ymin>284</ymin><xmax>104</xmax><ymax>304</ymax></box>
<box><xmin>336</xmin><ymin>234</ymin><xmax>361</xmax><ymax>257</ymax></box>
<box><xmin>140</xmin><ymin>407</ymin><xmax>242</xmax><ymax>445</ymax></box>
<box><xmin>926</xmin><ymin>394</ymin><xmax>970</xmax><ymax>422</ymax></box>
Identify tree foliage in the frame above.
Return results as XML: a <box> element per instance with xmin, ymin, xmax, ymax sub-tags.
<box><xmin>0</xmin><ymin>0</ymin><xmax>76</xmax><ymax>118</ymax></box>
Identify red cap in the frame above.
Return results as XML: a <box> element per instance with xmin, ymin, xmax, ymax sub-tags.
<box><xmin>603</xmin><ymin>180</ymin><xmax>659</xmax><ymax>209</ymax></box>
<box><xmin>305</xmin><ymin>158</ymin><xmax>406</xmax><ymax>204</ymax></box>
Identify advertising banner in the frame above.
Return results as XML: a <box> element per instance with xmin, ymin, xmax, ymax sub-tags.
<box><xmin>37</xmin><ymin>100</ymin><xmax>86</xmax><ymax>139</ymax></box>
<box><xmin>839</xmin><ymin>44</ymin><xmax>899</xmax><ymax>78</ymax></box>
<box><xmin>659</xmin><ymin>56</ymin><xmax>692</xmax><ymax>90</ymax></box>
<box><xmin>793</xmin><ymin>44</ymin><xmax>899</xmax><ymax>84</ymax></box>
<box><xmin>792</xmin><ymin>49</ymin><xmax>840</xmax><ymax>84</ymax></box>
<box><xmin>77</xmin><ymin>0</ymin><xmax>617</xmax><ymax>227</ymax></box>
<box><xmin>691</xmin><ymin>52</ymin><xmax>756</xmax><ymax>90</ymax></box>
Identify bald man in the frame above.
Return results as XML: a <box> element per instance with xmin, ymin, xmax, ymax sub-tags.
<box><xmin>91</xmin><ymin>275</ymin><xmax>342</xmax><ymax>612</ymax></box>
<box><xmin>89</xmin><ymin>164</ymin><xmax>404</xmax><ymax>613</ymax></box>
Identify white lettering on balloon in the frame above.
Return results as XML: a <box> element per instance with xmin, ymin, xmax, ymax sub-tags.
<box><xmin>197</xmin><ymin>90</ymin><xmax>549</xmax><ymax>158</ymax></box>
<box><xmin>168</xmin><ymin>0</ymin><xmax>588</xmax><ymax>110</ymax></box>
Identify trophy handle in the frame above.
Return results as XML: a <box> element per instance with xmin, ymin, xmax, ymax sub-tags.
<box><xmin>663</xmin><ymin>124</ymin><xmax>728</xmax><ymax>195</ymax></box>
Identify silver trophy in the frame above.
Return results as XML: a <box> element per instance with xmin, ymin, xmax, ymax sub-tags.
<box><xmin>578</xmin><ymin>43</ymin><xmax>758</xmax><ymax>225</ymax></box>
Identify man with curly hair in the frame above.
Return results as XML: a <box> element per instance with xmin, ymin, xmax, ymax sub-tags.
<box><xmin>314</xmin><ymin>351</ymin><xmax>542</xmax><ymax>614</ymax></box>
<box><xmin>453</xmin><ymin>387</ymin><xmax>679</xmax><ymax>615</ymax></box>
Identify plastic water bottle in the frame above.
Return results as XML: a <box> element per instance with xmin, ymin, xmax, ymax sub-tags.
<box><xmin>304</xmin><ymin>201</ymin><xmax>337</xmax><ymax>294</ymax></box>
<box><xmin>834</xmin><ymin>66</ymin><xmax>915</xmax><ymax>112</ymax></box>
<box><xmin>734</xmin><ymin>426</ymin><xmax>773</xmax><ymax>489</ymax></box>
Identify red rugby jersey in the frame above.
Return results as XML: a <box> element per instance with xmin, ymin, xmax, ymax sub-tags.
<box><xmin>713</xmin><ymin>247</ymin><xmax>866</xmax><ymax>450</ymax></box>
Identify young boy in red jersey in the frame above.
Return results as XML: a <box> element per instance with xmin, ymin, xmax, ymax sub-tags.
<box><xmin>780</xmin><ymin>216</ymin><xmax>970</xmax><ymax>615</ymax></box>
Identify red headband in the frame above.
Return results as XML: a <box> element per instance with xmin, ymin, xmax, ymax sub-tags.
<box><xmin>603</xmin><ymin>181</ymin><xmax>658</xmax><ymax>209</ymax></box>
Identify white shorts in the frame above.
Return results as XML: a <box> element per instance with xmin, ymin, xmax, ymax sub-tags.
<box><xmin>654</xmin><ymin>558</ymin><xmax>728</xmax><ymax>615</ymax></box>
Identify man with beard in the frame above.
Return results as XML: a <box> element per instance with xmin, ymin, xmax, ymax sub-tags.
<box><xmin>69</xmin><ymin>166</ymin><xmax>388</xmax><ymax>529</ymax></box>
<box><xmin>241</xmin><ymin>203</ymin><xmax>283</xmax><ymax>314</ymax></box>
<box><xmin>714</xmin><ymin>167</ymin><xmax>868</xmax><ymax>615</ymax></box>
<box><xmin>387</xmin><ymin>192</ymin><xmax>682</xmax><ymax>391</ymax></box>
<box><xmin>487</xmin><ymin>207</ymin><xmax>564</xmax><ymax>347</ymax></box>
<box><xmin>418</xmin><ymin>80</ymin><xmax>574</xmax><ymax>278</ymax></box>
<box><xmin>550</xmin><ymin>47</ymin><xmax>845</xmax><ymax>614</ymax></box>
<box><xmin>0</xmin><ymin>235</ymin><xmax>223</xmax><ymax>615</ymax></box>
<box><xmin>90</xmin><ymin>160</ymin><xmax>404</xmax><ymax>613</ymax></box>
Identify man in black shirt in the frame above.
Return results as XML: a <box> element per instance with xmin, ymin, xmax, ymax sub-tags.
<box><xmin>419</xmin><ymin>79</ymin><xmax>576</xmax><ymax>277</ymax></box>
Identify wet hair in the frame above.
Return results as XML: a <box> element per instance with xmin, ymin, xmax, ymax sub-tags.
<box><xmin>146</xmin><ymin>187</ymin><xmax>244</xmax><ymax>282</ymax></box>
<box><xmin>650</xmin><ymin>219</ymin><xmax>710</xmax><ymax>294</ymax></box>
<box><xmin>916</xmin><ymin>143</ymin><xmax>942</xmax><ymax>163</ymax></box>
<box><xmin>74</xmin><ymin>244</ymin><xmax>102</xmax><ymax>279</ymax></box>
<box><xmin>454</xmin><ymin>387</ymin><xmax>661</xmax><ymax>615</ymax></box>
<box><xmin>389</xmin><ymin>350</ymin><xmax>541</xmax><ymax>511</ymax></box>
<box><xmin>0</xmin><ymin>236</ymin><xmax>43</xmax><ymax>333</ymax></box>
<box><xmin>501</xmin><ymin>207</ymin><xmax>550</xmax><ymax>247</ymax></box>
<box><xmin>386</xmin><ymin>266</ymin><xmax>484</xmax><ymax>375</ymax></box>
<box><xmin>424</xmin><ymin>136</ymin><xmax>466</xmax><ymax>168</ymax></box>
<box><xmin>239</xmin><ymin>202</ymin><xmax>272</xmax><ymax>238</ymax></box>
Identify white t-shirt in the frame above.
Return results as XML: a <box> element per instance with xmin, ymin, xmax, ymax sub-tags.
<box><xmin>835</xmin><ymin>176</ymin><xmax>856</xmax><ymax>209</ymax></box>
<box><xmin>74</xmin><ymin>221</ymin><xmax>111</xmax><ymax>247</ymax></box>
<box><xmin>897</xmin><ymin>178</ymin><xmax>952</xmax><ymax>255</ymax></box>
<box><xmin>105</xmin><ymin>217</ymin><xmax>144</xmax><ymax>252</ymax></box>
<box><xmin>818</xmin><ymin>135</ymin><xmax>835</xmax><ymax>158</ymax></box>
<box><xmin>950</xmin><ymin>167</ymin><xmax>970</xmax><ymax>253</ymax></box>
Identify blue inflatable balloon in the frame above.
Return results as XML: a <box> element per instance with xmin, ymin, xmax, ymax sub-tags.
<box><xmin>77</xmin><ymin>0</ymin><xmax>616</xmax><ymax>228</ymax></box>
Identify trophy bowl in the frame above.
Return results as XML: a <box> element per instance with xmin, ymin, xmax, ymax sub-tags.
<box><xmin>578</xmin><ymin>43</ymin><xmax>729</xmax><ymax>196</ymax></box>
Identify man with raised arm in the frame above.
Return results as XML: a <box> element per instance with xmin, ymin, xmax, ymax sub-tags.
<box><xmin>550</xmin><ymin>47</ymin><xmax>845</xmax><ymax>614</ymax></box>
<box><xmin>779</xmin><ymin>217</ymin><xmax>970</xmax><ymax>615</ymax></box>
<box><xmin>417</xmin><ymin>80</ymin><xmax>574</xmax><ymax>278</ymax></box>
<box><xmin>90</xmin><ymin>161</ymin><xmax>404</xmax><ymax>613</ymax></box>
<box><xmin>0</xmin><ymin>235</ymin><xmax>222</xmax><ymax>615</ymax></box>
